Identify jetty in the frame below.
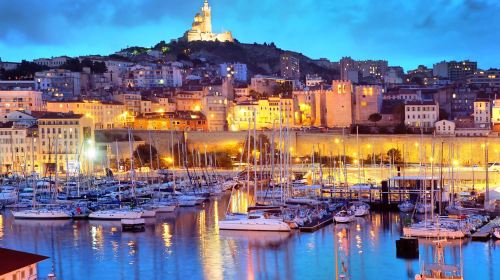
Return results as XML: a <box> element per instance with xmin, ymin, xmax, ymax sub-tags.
<box><xmin>471</xmin><ymin>217</ymin><xmax>500</xmax><ymax>241</ymax></box>
<box><xmin>299</xmin><ymin>214</ymin><xmax>333</xmax><ymax>232</ymax></box>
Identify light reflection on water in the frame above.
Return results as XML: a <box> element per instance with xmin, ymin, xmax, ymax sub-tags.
<box><xmin>0</xmin><ymin>192</ymin><xmax>498</xmax><ymax>280</ymax></box>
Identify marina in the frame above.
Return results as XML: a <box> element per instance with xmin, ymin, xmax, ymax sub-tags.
<box><xmin>0</xmin><ymin>193</ymin><xmax>499</xmax><ymax>280</ymax></box>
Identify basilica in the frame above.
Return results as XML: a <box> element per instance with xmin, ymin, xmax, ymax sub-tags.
<box><xmin>184</xmin><ymin>0</ymin><xmax>234</xmax><ymax>42</ymax></box>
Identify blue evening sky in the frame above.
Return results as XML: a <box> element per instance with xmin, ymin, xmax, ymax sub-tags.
<box><xmin>0</xmin><ymin>0</ymin><xmax>499</xmax><ymax>70</ymax></box>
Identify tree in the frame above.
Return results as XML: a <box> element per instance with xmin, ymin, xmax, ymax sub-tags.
<box><xmin>387</xmin><ymin>148</ymin><xmax>403</xmax><ymax>164</ymax></box>
<box><xmin>368</xmin><ymin>113</ymin><xmax>382</xmax><ymax>126</ymax></box>
<box><xmin>134</xmin><ymin>144</ymin><xmax>159</xmax><ymax>168</ymax></box>
<box><xmin>61</xmin><ymin>58</ymin><xmax>82</xmax><ymax>72</ymax></box>
<box><xmin>0</xmin><ymin>60</ymin><xmax>48</xmax><ymax>80</ymax></box>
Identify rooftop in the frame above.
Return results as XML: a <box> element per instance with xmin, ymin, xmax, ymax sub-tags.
<box><xmin>37</xmin><ymin>112</ymin><xmax>85</xmax><ymax>119</ymax></box>
<box><xmin>0</xmin><ymin>247</ymin><xmax>48</xmax><ymax>275</ymax></box>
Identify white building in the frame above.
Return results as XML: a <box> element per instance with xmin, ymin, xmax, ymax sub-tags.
<box><xmin>202</xmin><ymin>93</ymin><xmax>228</xmax><ymax>131</ymax></box>
<box><xmin>0</xmin><ymin>90</ymin><xmax>44</xmax><ymax>117</ymax></box>
<box><xmin>0</xmin><ymin>122</ymin><xmax>38</xmax><ymax>174</ymax></box>
<box><xmin>125</xmin><ymin>65</ymin><xmax>182</xmax><ymax>88</ymax></box>
<box><xmin>473</xmin><ymin>99</ymin><xmax>491</xmax><ymax>126</ymax></box>
<box><xmin>34</xmin><ymin>69</ymin><xmax>81</xmax><ymax>98</ymax></box>
<box><xmin>220</xmin><ymin>63</ymin><xmax>247</xmax><ymax>82</ymax></box>
<box><xmin>434</xmin><ymin>120</ymin><xmax>455</xmax><ymax>136</ymax></box>
<box><xmin>103</xmin><ymin>60</ymin><xmax>135</xmax><ymax>86</ymax></box>
<box><xmin>305</xmin><ymin>74</ymin><xmax>324</xmax><ymax>87</ymax></box>
<box><xmin>493</xmin><ymin>99</ymin><xmax>500</xmax><ymax>125</ymax></box>
<box><xmin>33</xmin><ymin>56</ymin><xmax>69</xmax><ymax>68</ymax></box>
<box><xmin>404</xmin><ymin>101</ymin><xmax>439</xmax><ymax>129</ymax></box>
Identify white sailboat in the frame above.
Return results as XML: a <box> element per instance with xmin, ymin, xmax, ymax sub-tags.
<box><xmin>88</xmin><ymin>209</ymin><xmax>142</xmax><ymax>220</ymax></box>
<box><xmin>12</xmin><ymin>208</ymin><xmax>72</xmax><ymax>220</ymax></box>
<box><xmin>218</xmin><ymin>212</ymin><xmax>291</xmax><ymax>232</ymax></box>
<box><xmin>12</xmin><ymin>137</ymin><xmax>72</xmax><ymax>220</ymax></box>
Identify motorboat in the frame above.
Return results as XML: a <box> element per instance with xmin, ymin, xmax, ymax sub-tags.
<box><xmin>350</xmin><ymin>202</ymin><xmax>370</xmax><ymax>217</ymax></box>
<box><xmin>88</xmin><ymin>209</ymin><xmax>142</xmax><ymax>220</ymax></box>
<box><xmin>218</xmin><ymin>213</ymin><xmax>291</xmax><ymax>232</ymax></box>
<box><xmin>416</xmin><ymin>202</ymin><xmax>434</xmax><ymax>214</ymax></box>
<box><xmin>11</xmin><ymin>208</ymin><xmax>72</xmax><ymax>220</ymax></box>
<box><xmin>0</xmin><ymin>187</ymin><xmax>17</xmax><ymax>206</ymax></box>
<box><xmin>399</xmin><ymin>200</ymin><xmax>415</xmax><ymax>213</ymax></box>
<box><xmin>334</xmin><ymin>210</ymin><xmax>355</xmax><ymax>223</ymax></box>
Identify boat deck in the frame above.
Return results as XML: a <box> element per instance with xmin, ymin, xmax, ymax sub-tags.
<box><xmin>471</xmin><ymin>217</ymin><xmax>500</xmax><ymax>241</ymax></box>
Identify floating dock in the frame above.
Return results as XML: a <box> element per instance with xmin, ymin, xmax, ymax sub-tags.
<box><xmin>299</xmin><ymin>214</ymin><xmax>333</xmax><ymax>232</ymax></box>
<box><xmin>471</xmin><ymin>217</ymin><xmax>500</xmax><ymax>241</ymax></box>
<box><xmin>121</xmin><ymin>218</ymin><xmax>146</xmax><ymax>232</ymax></box>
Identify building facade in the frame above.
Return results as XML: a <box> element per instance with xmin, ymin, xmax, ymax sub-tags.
<box><xmin>37</xmin><ymin>113</ymin><xmax>94</xmax><ymax>174</ymax></box>
<box><xmin>34</xmin><ymin>69</ymin><xmax>81</xmax><ymax>98</ymax></box>
<box><xmin>354</xmin><ymin>85</ymin><xmax>383</xmax><ymax>125</ymax></box>
<box><xmin>46</xmin><ymin>100</ymin><xmax>127</xmax><ymax>130</ymax></box>
<box><xmin>280</xmin><ymin>53</ymin><xmax>300</xmax><ymax>80</ymax></box>
<box><xmin>0</xmin><ymin>90</ymin><xmax>44</xmax><ymax>117</ymax></box>
<box><xmin>220</xmin><ymin>63</ymin><xmax>247</xmax><ymax>82</ymax></box>
<box><xmin>404</xmin><ymin>101</ymin><xmax>439</xmax><ymax>129</ymax></box>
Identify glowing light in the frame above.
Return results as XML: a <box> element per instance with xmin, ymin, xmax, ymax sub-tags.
<box><xmin>163</xmin><ymin>157</ymin><xmax>173</xmax><ymax>164</ymax></box>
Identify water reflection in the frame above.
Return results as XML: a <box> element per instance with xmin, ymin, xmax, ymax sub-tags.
<box><xmin>0</xmin><ymin>191</ymin><xmax>498</xmax><ymax>280</ymax></box>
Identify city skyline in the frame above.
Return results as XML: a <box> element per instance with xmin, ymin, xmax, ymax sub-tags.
<box><xmin>1</xmin><ymin>0</ymin><xmax>499</xmax><ymax>70</ymax></box>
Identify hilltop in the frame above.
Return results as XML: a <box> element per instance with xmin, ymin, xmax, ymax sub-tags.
<box><xmin>121</xmin><ymin>40</ymin><xmax>340</xmax><ymax>81</ymax></box>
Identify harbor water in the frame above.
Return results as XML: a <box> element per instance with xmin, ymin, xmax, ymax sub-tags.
<box><xmin>0</xmin><ymin>192</ymin><xmax>499</xmax><ymax>280</ymax></box>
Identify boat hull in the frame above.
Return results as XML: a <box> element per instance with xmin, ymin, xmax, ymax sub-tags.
<box><xmin>12</xmin><ymin>210</ymin><xmax>71</xmax><ymax>220</ymax></box>
<box><xmin>89</xmin><ymin>211</ymin><xmax>142</xmax><ymax>220</ymax></box>
<box><xmin>218</xmin><ymin>219</ymin><xmax>291</xmax><ymax>232</ymax></box>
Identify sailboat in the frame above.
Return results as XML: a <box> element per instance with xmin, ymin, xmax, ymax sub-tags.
<box><xmin>90</xmin><ymin>129</ymin><xmax>143</xmax><ymax>220</ymax></box>
<box><xmin>12</xmin><ymin>137</ymin><xmax>71</xmax><ymax>220</ymax></box>
<box><xmin>218</xmin><ymin>107</ymin><xmax>291</xmax><ymax>232</ymax></box>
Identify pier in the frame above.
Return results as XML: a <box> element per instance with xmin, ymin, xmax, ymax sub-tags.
<box><xmin>471</xmin><ymin>217</ymin><xmax>500</xmax><ymax>241</ymax></box>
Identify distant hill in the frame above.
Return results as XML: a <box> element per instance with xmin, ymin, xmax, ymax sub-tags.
<box><xmin>122</xmin><ymin>40</ymin><xmax>340</xmax><ymax>81</ymax></box>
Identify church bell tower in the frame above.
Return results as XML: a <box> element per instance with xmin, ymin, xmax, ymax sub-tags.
<box><xmin>201</xmin><ymin>0</ymin><xmax>212</xmax><ymax>33</ymax></box>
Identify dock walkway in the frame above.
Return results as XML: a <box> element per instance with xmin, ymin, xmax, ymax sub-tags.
<box><xmin>471</xmin><ymin>217</ymin><xmax>500</xmax><ymax>241</ymax></box>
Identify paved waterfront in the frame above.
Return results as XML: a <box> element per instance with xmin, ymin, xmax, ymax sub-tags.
<box><xmin>0</xmin><ymin>193</ymin><xmax>499</xmax><ymax>280</ymax></box>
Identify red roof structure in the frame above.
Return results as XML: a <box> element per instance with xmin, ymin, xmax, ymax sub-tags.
<box><xmin>0</xmin><ymin>248</ymin><xmax>48</xmax><ymax>275</ymax></box>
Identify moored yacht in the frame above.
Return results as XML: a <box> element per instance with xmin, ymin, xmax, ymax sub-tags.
<box><xmin>12</xmin><ymin>208</ymin><xmax>72</xmax><ymax>220</ymax></box>
<box><xmin>350</xmin><ymin>202</ymin><xmax>370</xmax><ymax>217</ymax></box>
<box><xmin>218</xmin><ymin>213</ymin><xmax>291</xmax><ymax>232</ymax></box>
<box><xmin>88</xmin><ymin>209</ymin><xmax>142</xmax><ymax>220</ymax></box>
<box><xmin>334</xmin><ymin>210</ymin><xmax>355</xmax><ymax>223</ymax></box>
